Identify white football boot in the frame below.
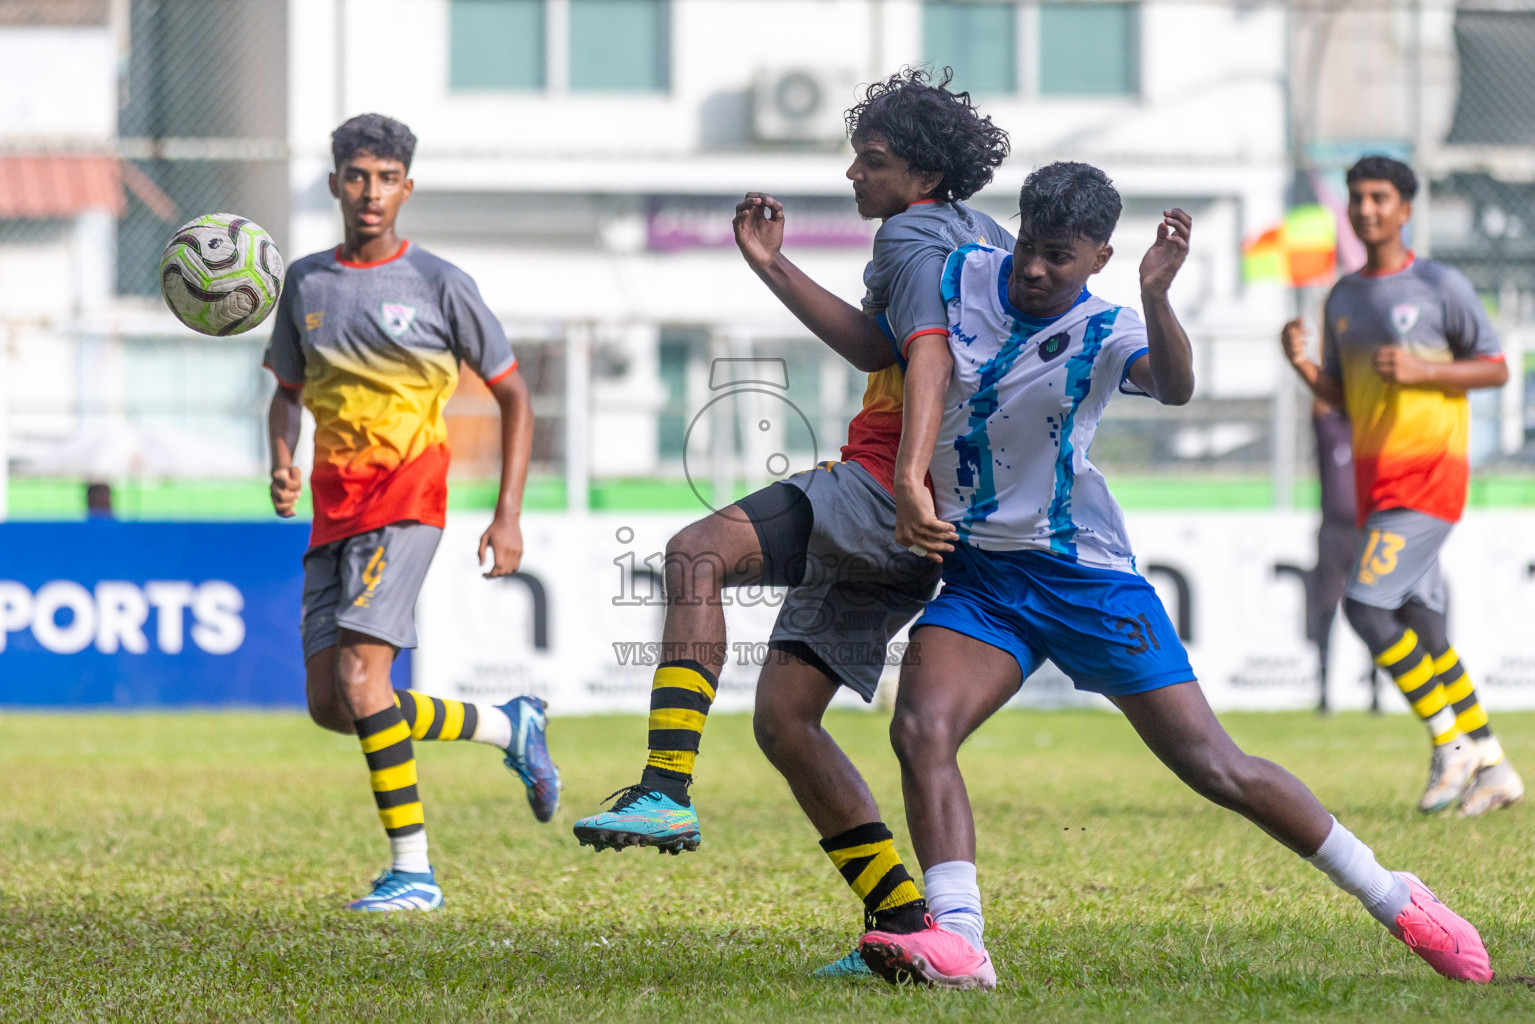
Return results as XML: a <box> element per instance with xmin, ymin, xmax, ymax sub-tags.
<box><xmin>1458</xmin><ymin>737</ymin><xmax>1524</xmax><ymax>818</ymax></box>
<box><xmin>1418</xmin><ymin>738</ymin><xmax>1479</xmax><ymax>814</ymax></box>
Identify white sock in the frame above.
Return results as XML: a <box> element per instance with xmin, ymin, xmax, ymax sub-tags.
<box><xmin>470</xmin><ymin>705</ymin><xmax>513</xmax><ymax>748</ymax></box>
<box><xmin>390</xmin><ymin>829</ymin><xmax>431</xmax><ymax>875</ymax></box>
<box><xmin>1477</xmin><ymin>735</ymin><xmax>1506</xmax><ymax>767</ymax></box>
<box><xmin>1305</xmin><ymin>816</ymin><xmax>1410</xmax><ymax>932</ymax></box>
<box><xmin>924</xmin><ymin>860</ymin><xmax>985</xmax><ymax>951</ymax></box>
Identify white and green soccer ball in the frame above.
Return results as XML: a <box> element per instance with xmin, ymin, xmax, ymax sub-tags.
<box><xmin>159</xmin><ymin>213</ymin><xmax>284</xmax><ymax>336</ymax></box>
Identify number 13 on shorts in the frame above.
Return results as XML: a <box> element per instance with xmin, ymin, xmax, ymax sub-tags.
<box><xmin>1357</xmin><ymin>529</ymin><xmax>1405</xmax><ymax>585</ymax></box>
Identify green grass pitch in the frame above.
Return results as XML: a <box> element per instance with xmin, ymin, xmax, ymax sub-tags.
<box><xmin>2</xmin><ymin>708</ymin><xmax>1533</xmax><ymax>1023</ymax></box>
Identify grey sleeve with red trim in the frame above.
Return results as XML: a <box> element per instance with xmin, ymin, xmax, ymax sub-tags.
<box><xmin>443</xmin><ymin>268</ymin><xmax>517</xmax><ymax>383</ymax></box>
<box><xmin>1437</xmin><ymin>264</ymin><xmax>1502</xmax><ymax>361</ymax></box>
<box><xmin>863</xmin><ymin>221</ymin><xmax>953</xmax><ymax>356</ymax></box>
<box><xmin>262</xmin><ymin>265</ymin><xmax>305</xmax><ymax>389</ymax></box>
<box><xmin>888</xmin><ymin>248</ymin><xmax>952</xmax><ymax>357</ymax></box>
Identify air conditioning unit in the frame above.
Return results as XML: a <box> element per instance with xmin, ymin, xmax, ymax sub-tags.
<box><xmin>753</xmin><ymin>66</ymin><xmax>860</xmax><ymax>143</ymax></box>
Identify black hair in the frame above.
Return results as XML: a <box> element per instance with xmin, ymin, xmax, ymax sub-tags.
<box><xmin>845</xmin><ymin>66</ymin><xmax>1010</xmax><ymax>203</ymax></box>
<box><xmin>1017</xmin><ymin>161</ymin><xmax>1122</xmax><ymax>244</ymax></box>
<box><xmin>331</xmin><ymin>113</ymin><xmax>417</xmax><ymax>171</ymax></box>
<box><xmin>1346</xmin><ymin>155</ymin><xmax>1417</xmax><ymax>202</ymax></box>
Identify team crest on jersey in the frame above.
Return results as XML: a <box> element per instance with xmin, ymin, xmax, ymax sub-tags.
<box><xmin>1039</xmin><ymin>331</ymin><xmax>1070</xmax><ymax>362</ymax></box>
<box><xmin>381</xmin><ymin>303</ymin><xmax>417</xmax><ymax>337</ymax></box>
<box><xmin>1391</xmin><ymin>304</ymin><xmax>1420</xmax><ymax>334</ymax></box>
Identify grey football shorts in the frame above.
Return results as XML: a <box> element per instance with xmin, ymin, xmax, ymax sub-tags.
<box><xmin>1344</xmin><ymin>507</ymin><xmax>1451</xmax><ymax>615</ymax></box>
<box><xmin>301</xmin><ymin>521</ymin><xmax>443</xmax><ymax>661</ymax></box>
<box><xmin>737</xmin><ymin>459</ymin><xmax>941</xmax><ymax>702</ymax></box>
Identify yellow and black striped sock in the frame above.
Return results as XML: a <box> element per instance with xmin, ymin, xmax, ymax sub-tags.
<box><xmin>355</xmin><ymin>704</ymin><xmax>426</xmax><ymax>862</ymax></box>
<box><xmin>1375</xmin><ymin>629</ymin><xmax>1459</xmax><ymax>746</ymax></box>
<box><xmin>820</xmin><ymin>821</ymin><xmax>928</xmax><ymax>933</ymax></box>
<box><xmin>638</xmin><ymin>660</ymin><xmax>716</xmax><ymax>805</ymax></box>
<box><xmin>1431</xmin><ymin>647</ymin><xmax>1499</xmax><ymax>754</ymax></box>
<box><xmin>395</xmin><ymin>689</ymin><xmax>480</xmax><ymax>742</ymax></box>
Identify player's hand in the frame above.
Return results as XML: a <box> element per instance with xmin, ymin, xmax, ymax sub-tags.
<box><xmin>1373</xmin><ymin>346</ymin><xmax>1431</xmax><ymax>385</ymax></box>
<box><xmin>894</xmin><ymin>483</ymin><xmax>957</xmax><ymax>564</ymax></box>
<box><xmin>1139</xmin><ymin>208</ymin><xmax>1192</xmax><ymax>299</ymax></box>
<box><xmin>733</xmin><ymin>192</ymin><xmax>786</xmax><ymax>271</ymax></box>
<box><xmin>270</xmin><ymin>466</ymin><xmax>302</xmax><ymax>518</ymax></box>
<box><xmin>478</xmin><ymin>511</ymin><xmax>524</xmax><ymax>578</ymax></box>
<box><xmin>1280</xmin><ymin>318</ymin><xmax>1311</xmax><ymax>367</ymax></box>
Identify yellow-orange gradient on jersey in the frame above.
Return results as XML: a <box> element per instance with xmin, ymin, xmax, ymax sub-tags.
<box><xmin>841</xmin><ymin>364</ymin><xmax>905</xmax><ymax>493</ymax></box>
<box><xmin>301</xmin><ymin>342</ymin><xmax>461</xmax><ymax>546</ymax></box>
<box><xmin>1341</xmin><ymin>347</ymin><xmax>1469</xmax><ymax>525</ymax></box>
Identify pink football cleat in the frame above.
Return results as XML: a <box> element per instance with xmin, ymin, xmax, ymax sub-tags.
<box><xmin>1392</xmin><ymin>872</ymin><xmax>1492</xmax><ymax>983</ymax></box>
<box><xmin>859</xmin><ymin>917</ymin><xmax>996</xmax><ymax>990</ymax></box>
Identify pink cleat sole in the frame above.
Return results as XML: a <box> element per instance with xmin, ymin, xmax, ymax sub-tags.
<box><xmin>1393</xmin><ymin>872</ymin><xmax>1493</xmax><ymax>984</ymax></box>
<box><xmin>859</xmin><ymin>921</ymin><xmax>996</xmax><ymax>991</ymax></box>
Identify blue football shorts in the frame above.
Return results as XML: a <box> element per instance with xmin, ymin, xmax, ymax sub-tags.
<box><xmin>911</xmin><ymin>542</ymin><xmax>1194</xmax><ymax>697</ymax></box>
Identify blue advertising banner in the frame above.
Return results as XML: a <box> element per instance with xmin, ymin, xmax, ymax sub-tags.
<box><xmin>0</xmin><ymin>522</ymin><xmax>313</xmax><ymax>706</ymax></box>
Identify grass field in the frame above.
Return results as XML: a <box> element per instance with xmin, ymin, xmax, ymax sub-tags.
<box><xmin>3</xmin><ymin>708</ymin><xmax>1533</xmax><ymax>1023</ymax></box>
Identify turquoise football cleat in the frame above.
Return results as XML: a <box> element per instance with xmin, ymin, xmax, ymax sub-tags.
<box><xmin>498</xmin><ymin>696</ymin><xmax>561</xmax><ymax>822</ymax></box>
<box><xmin>572</xmin><ymin>785</ymin><xmax>702</xmax><ymax>855</ymax></box>
<box><xmin>345</xmin><ymin>869</ymin><xmax>444</xmax><ymax>912</ymax></box>
<box><xmin>812</xmin><ymin>950</ymin><xmax>875</xmax><ymax>979</ymax></box>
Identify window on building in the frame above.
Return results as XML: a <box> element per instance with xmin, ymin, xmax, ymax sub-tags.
<box><xmin>449</xmin><ymin>0</ymin><xmax>546</xmax><ymax>91</ymax></box>
<box><xmin>921</xmin><ymin>1</ymin><xmax>1140</xmax><ymax>99</ymax></box>
<box><xmin>569</xmin><ymin>0</ymin><xmax>669</xmax><ymax>92</ymax></box>
<box><xmin>922</xmin><ymin>1</ymin><xmax>1018</xmax><ymax>96</ymax></box>
<box><xmin>1038</xmin><ymin>2</ymin><xmax>1138</xmax><ymax>97</ymax></box>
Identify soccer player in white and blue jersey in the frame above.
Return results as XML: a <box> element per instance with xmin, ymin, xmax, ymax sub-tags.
<box><xmin>855</xmin><ymin>162</ymin><xmax>1492</xmax><ymax>988</ymax></box>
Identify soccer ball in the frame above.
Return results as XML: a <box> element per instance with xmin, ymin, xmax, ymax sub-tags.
<box><xmin>159</xmin><ymin>213</ymin><xmax>284</xmax><ymax>336</ymax></box>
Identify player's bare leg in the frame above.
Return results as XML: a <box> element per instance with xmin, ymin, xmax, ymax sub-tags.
<box><xmin>860</xmin><ymin>626</ymin><xmax>1018</xmax><ymax>989</ymax></box>
<box><xmin>889</xmin><ymin>627</ymin><xmax>1021</xmax><ymax>868</ymax></box>
<box><xmin>1114</xmin><ymin>681</ymin><xmax>1491</xmax><ymax>982</ymax></box>
<box><xmin>755</xmin><ymin>653</ymin><xmax>929</xmax><ymax>977</ymax></box>
<box><xmin>304</xmin><ymin>646</ymin><xmax>353</xmax><ymax>734</ymax></box>
<box><xmin>753</xmin><ymin>655</ymin><xmax>880</xmax><ymax>835</ymax></box>
<box><xmin>574</xmin><ymin>507</ymin><xmax>762</xmax><ymax>853</ymax></box>
<box><xmin>1111</xmin><ymin>681</ymin><xmax>1331</xmax><ymax>852</ymax></box>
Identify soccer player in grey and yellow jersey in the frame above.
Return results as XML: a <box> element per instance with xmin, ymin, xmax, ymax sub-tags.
<box><xmin>572</xmin><ymin>69</ymin><xmax>1012</xmax><ymax>977</ymax></box>
<box><xmin>264</xmin><ymin>114</ymin><xmax>560</xmax><ymax>911</ymax></box>
<box><xmin>1282</xmin><ymin>155</ymin><xmax>1522</xmax><ymax>817</ymax></box>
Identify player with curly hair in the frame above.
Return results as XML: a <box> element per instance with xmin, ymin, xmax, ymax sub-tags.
<box><xmin>572</xmin><ymin>68</ymin><xmax>1011</xmax><ymax>975</ymax></box>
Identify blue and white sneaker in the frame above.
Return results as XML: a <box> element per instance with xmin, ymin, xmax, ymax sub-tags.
<box><xmin>812</xmin><ymin>949</ymin><xmax>874</xmax><ymax>979</ymax></box>
<box><xmin>572</xmin><ymin>785</ymin><xmax>702</xmax><ymax>855</ymax></box>
<box><xmin>498</xmin><ymin>696</ymin><xmax>560</xmax><ymax>822</ymax></box>
<box><xmin>345</xmin><ymin>869</ymin><xmax>443</xmax><ymax>912</ymax></box>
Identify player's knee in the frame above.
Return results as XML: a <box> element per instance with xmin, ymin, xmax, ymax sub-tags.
<box><xmin>1175</xmin><ymin>748</ymin><xmax>1255</xmax><ymax>811</ymax></box>
<box><xmin>889</xmin><ymin>705</ymin><xmax>958</xmax><ymax>767</ymax></box>
<box><xmin>1343</xmin><ymin>597</ymin><xmax>1399</xmax><ymax>652</ymax></box>
<box><xmin>663</xmin><ymin>523</ymin><xmax>731</xmax><ymax>601</ymax></box>
<box><xmin>306</xmin><ymin>693</ymin><xmax>352</xmax><ymax>734</ymax></box>
<box><xmin>752</xmin><ymin>706</ymin><xmax>787</xmax><ymax>760</ymax></box>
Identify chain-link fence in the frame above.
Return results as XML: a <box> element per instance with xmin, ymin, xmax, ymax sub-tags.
<box><xmin>4</xmin><ymin>0</ymin><xmax>1535</xmax><ymax>521</ymax></box>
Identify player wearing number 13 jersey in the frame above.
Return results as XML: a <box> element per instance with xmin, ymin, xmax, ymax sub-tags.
<box><xmin>1283</xmin><ymin>155</ymin><xmax>1521</xmax><ymax>818</ymax></box>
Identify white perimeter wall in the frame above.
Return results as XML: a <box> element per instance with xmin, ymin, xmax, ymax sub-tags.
<box><xmin>416</xmin><ymin>509</ymin><xmax>1535</xmax><ymax>716</ymax></box>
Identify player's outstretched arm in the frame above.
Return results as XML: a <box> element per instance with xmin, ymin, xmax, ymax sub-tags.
<box><xmin>893</xmin><ymin>335</ymin><xmax>959</xmax><ymax>563</ymax></box>
<box><xmin>479</xmin><ymin>369</ymin><xmax>533</xmax><ymax>578</ymax></box>
<box><xmin>1280</xmin><ymin>320</ymin><xmax>1346</xmax><ymax>407</ymax></box>
<box><xmin>1129</xmin><ymin>208</ymin><xmax>1196</xmax><ymax>406</ymax></box>
<box><xmin>267</xmin><ymin>386</ymin><xmax>303</xmax><ymax>518</ymax></box>
<box><xmin>733</xmin><ymin>193</ymin><xmax>896</xmax><ymax>372</ymax></box>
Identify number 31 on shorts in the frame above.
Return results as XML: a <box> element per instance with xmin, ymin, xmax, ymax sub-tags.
<box><xmin>1357</xmin><ymin>529</ymin><xmax>1405</xmax><ymax>585</ymax></box>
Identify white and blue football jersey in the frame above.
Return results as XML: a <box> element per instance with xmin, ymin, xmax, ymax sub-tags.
<box><xmin>932</xmin><ymin>243</ymin><xmax>1150</xmax><ymax>570</ymax></box>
